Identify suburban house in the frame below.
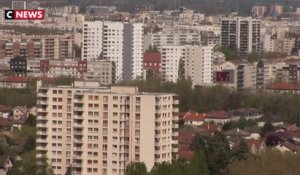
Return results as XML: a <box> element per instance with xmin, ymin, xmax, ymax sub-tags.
<box><xmin>0</xmin><ymin>105</ymin><xmax>11</xmax><ymax>119</ymax></box>
<box><xmin>204</xmin><ymin>111</ymin><xmax>231</xmax><ymax>124</ymax></box>
<box><xmin>183</xmin><ymin>111</ymin><xmax>205</xmax><ymax>126</ymax></box>
<box><xmin>12</xmin><ymin>106</ymin><xmax>29</xmax><ymax>120</ymax></box>
<box><xmin>0</xmin><ymin>155</ymin><xmax>14</xmax><ymax>175</ymax></box>
<box><xmin>0</xmin><ymin>76</ymin><xmax>31</xmax><ymax>89</ymax></box>
<box><xmin>245</xmin><ymin>139</ymin><xmax>266</xmax><ymax>154</ymax></box>
<box><xmin>257</xmin><ymin>114</ymin><xmax>284</xmax><ymax>127</ymax></box>
<box><xmin>275</xmin><ymin>142</ymin><xmax>300</xmax><ymax>153</ymax></box>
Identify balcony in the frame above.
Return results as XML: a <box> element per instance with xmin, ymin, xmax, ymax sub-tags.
<box><xmin>74</xmin><ymin>107</ymin><xmax>84</xmax><ymax>111</ymax></box>
<box><xmin>73</xmin><ymin>123</ymin><xmax>83</xmax><ymax>128</ymax></box>
<box><xmin>37</xmin><ymin>108</ymin><xmax>47</xmax><ymax>113</ymax></box>
<box><xmin>173</xmin><ymin>99</ymin><xmax>179</xmax><ymax>104</ymax></box>
<box><xmin>72</xmin><ymin>163</ymin><xmax>82</xmax><ymax>168</ymax></box>
<box><xmin>74</xmin><ymin>139</ymin><xmax>83</xmax><ymax>143</ymax></box>
<box><xmin>37</xmin><ymin>101</ymin><xmax>48</xmax><ymax>105</ymax></box>
<box><xmin>172</xmin><ymin>147</ymin><xmax>178</xmax><ymax>152</ymax></box>
<box><xmin>172</xmin><ymin>132</ymin><xmax>178</xmax><ymax>137</ymax></box>
<box><xmin>172</xmin><ymin>124</ymin><xmax>179</xmax><ymax>128</ymax></box>
<box><xmin>73</xmin><ymin>147</ymin><xmax>82</xmax><ymax>151</ymax></box>
<box><xmin>74</xmin><ymin>131</ymin><xmax>83</xmax><ymax>135</ymax></box>
<box><xmin>37</xmin><ymin>123</ymin><xmax>47</xmax><ymax>128</ymax></box>
<box><xmin>37</xmin><ymin>131</ymin><xmax>47</xmax><ymax>135</ymax></box>
<box><xmin>73</xmin><ymin>115</ymin><xmax>83</xmax><ymax>119</ymax></box>
<box><xmin>37</xmin><ymin>93</ymin><xmax>47</xmax><ymax>98</ymax></box>
<box><xmin>36</xmin><ymin>145</ymin><xmax>47</xmax><ymax>151</ymax></box>
<box><xmin>172</xmin><ymin>108</ymin><xmax>179</xmax><ymax>113</ymax></box>
<box><xmin>36</xmin><ymin>138</ymin><xmax>47</xmax><ymax>143</ymax></box>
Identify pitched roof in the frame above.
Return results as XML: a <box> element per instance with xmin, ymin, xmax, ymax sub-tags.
<box><xmin>0</xmin><ymin>118</ymin><xmax>13</xmax><ymax>127</ymax></box>
<box><xmin>0</xmin><ymin>105</ymin><xmax>11</xmax><ymax>113</ymax></box>
<box><xmin>143</xmin><ymin>52</ymin><xmax>161</xmax><ymax>62</ymax></box>
<box><xmin>224</xmin><ymin>128</ymin><xmax>251</xmax><ymax>137</ymax></box>
<box><xmin>245</xmin><ymin>139</ymin><xmax>265</xmax><ymax>150</ymax></box>
<box><xmin>0</xmin><ymin>155</ymin><xmax>13</xmax><ymax>168</ymax></box>
<box><xmin>257</xmin><ymin>113</ymin><xmax>283</xmax><ymax>123</ymax></box>
<box><xmin>178</xmin><ymin>150</ymin><xmax>194</xmax><ymax>160</ymax></box>
<box><xmin>267</xmin><ymin>82</ymin><xmax>300</xmax><ymax>91</ymax></box>
<box><xmin>183</xmin><ymin>111</ymin><xmax>205</xmax><ymax>122</ymax></box>
<box><xmin>0</xmin><ymin>76</ymin><xmax>31</xmax><ymax>83</ymax></box>
<box><xmin>13</xmin><ymin>106</ymin><xmax>28</xmax><ymax>114</ymax></box>
<box><xmin>205</xmin><ymin>111</ymin><xmax>230</xmax><ymax>119</ymax></box>
<box><xmin>280</xmin><ymin>142</ymin><xmax>300</xmax><ymax>152</ymax></box>
<box><xmin>199</xmin><ymin>123</ymin><xmax>220</xmax><ymax>134</ymax></box>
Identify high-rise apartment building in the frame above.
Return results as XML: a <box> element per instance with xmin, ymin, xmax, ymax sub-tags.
<box><xmin>12</xmin><ymin>1</ymin><xmax>26</xmax><ymax>10</ymax></box>
<box><xmin>82</xmin><ymin>21</ymin><xmax>144</xmax><ymax>81</ymax></box>
<box><xmin>184</xmin><ymin>45</ymin><xmax>213</xmax><ymax>86</ymax></box>
<box><xmin>36</xmin><ymin>83</ymin><xmax>179</xmax><ymax>175</ymax></box>
<box><xmin>252</xmin><ymin>5</ymin><xmax>267</xmax><ymax>18</ymax></box>
<box><xmin>221</xmin><ymin>17</ymin><xmax>261</xmax><ymax>56</ymax></box>
<box><xmin>161</xmin><ymin>45</ymin><xmax>213</xmax><ymax>85</ymax></box>
<box><xmin>0</xmin><ymin>34</ymin><xmax>75</xmax><ymax>60</ymax></box>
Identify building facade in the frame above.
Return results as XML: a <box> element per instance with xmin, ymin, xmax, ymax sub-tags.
<box><xmin>0</xmin><ymin>33</ymin><xmax>75</xmax><ymax>60</ymax></box>
<box><xmin>82</xmin><ymin>21</ymin><xmax>144</xmax><ymax>82</ymax></box>
<box><xmin>221</xmin><ymin>17</ymin><xmax>261</xmax><ymax>56</ymax></box>
<box><xmin>36</xmin><ymin>84</ymin><xmax>179</xmax><ymax>175</ymax></box>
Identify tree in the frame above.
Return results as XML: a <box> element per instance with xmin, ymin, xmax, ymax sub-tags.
<box><xmin>260</xmin><ymin>122</ymin><xmax>274</xmax><ymax>136</ymax></box>
<box><xmin>7</xmin><ymin>151</ymin><xmax>53</xmax><ymax>175</ymax></box>
<box><xmin>228</xmin><ymin>150</ymin><xmax>300</xmax><ymax>175</ymax></box>
<box><xmin>24</xmin><ymin>114</ymin><xmax>36</xmax><ymax>127</ymax></box>
<box><xmin>125</xmin><ymin>162</ymin><xmax>148</xmax><ymax>175</ymax></box>
<box><xmin>191</xmin><ymin>132</ymin><xmax>230</xmax><ymax>175</ymax></box>
<box><xmin>23</xmin><ymin>135</ymin><xmax>36</xmax><ymax>153</ymax></box>
<box><xmin>231</xmin><ymin>139</ymin><xmax>249</xmax><ymax>161</ymax></box>
<box><xmin>150</xmin><ymin>161</ymin><xmax>173</xmax><ymax>175</ymax></box>
<box><xmin>178</xmin><ymin>59</ymin><xmax>185</xmax><ymax>80</ymax></box>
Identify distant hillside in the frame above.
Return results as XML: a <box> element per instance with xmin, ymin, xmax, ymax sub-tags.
<box><xmin>1</xmin><ymin>0</ymin><xmax>300</xmax><ymax>15</ymax></box>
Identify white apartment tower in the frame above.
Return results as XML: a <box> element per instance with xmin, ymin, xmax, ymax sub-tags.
<box><xmin>221</xmin><ymin>17</ymin><xmax>261</xmax><ymax>56</ymax></box>
<box><xmin>161</xmin><ymin>45</ymin><xmax>213</xmax><ymax>85</ymax></box>
<box><xmin>82</xmin><ymin>21</ymin><xmax>144</xmax><ymax>82</ymax></box>
<box><xmin>36</xmin><ymin>82</ymin><xmax>179</xmax><ymax>175</ymax></box>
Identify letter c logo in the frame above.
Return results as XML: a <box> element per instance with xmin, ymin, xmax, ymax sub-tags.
<box><xmin>5</xmin><ymin>10</ymin><xmax>14</xmax><ymax>20</ymax></box>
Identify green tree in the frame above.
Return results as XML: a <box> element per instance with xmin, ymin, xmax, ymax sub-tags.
<box><xmin>150</xmin><ymin>161</ymin><xmax>173</xmax><ymax>175</ymax></box>
<box><xmin>228</xmin><ymin>150</ymin><xmax>300</xmax><ymax>175</ymax></box>
<box><xmin>24</xmin><ymin>114</ymin><xmax>36</xmax><ymax>127</ymax></box>
<box><xmin>231</xmin><ymin>139</ymin><xmax>249</xmax><ymax>161</ymax></box>
<box><xmin>260</xmin><ymin>122</ymin><xmax>275</xmax><ymax>136</ymax></box>
<box><xmin>7</xmin><ymin>151</ymin><xmax>53</xmax><ymax>175</ymax></box>
<box><xmin>125</xmin><ymin>162</ymin><xmax>148</xmax><ymax>175</ymax></box>
<box><xmin>23</xmin><ymin>135</ymin><xmax>36</xmax><ymax>153</ymax></box>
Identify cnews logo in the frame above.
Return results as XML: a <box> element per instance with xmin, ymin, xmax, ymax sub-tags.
<box><xmin>4</xmin><ymin>10</ymin><xmax>45</xmax><ymax>20</ymax></box>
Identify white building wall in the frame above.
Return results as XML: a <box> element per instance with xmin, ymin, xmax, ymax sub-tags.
<box><xmin>82</xmin><ymin>21</ymin><xmax>103</xmax><ymax>61</ymax></box>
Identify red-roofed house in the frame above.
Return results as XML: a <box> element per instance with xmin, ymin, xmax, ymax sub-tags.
<box><xmin>276</xmin><ymin>141</ymin><xmax>300</xmax><ymax>153</ymax></box>
<box><xmin>178</xmin><ymin>126</ymin><xmax>199</xmax><ymax>159</ymax></box>
<box><xmin>204</xmin><ymin>111</ymin><xmax>231</xmax><ymax>124</ymax></box>
<box><xmin>0</xmin><ymin>76</ymin><xmax>31</xmax><ymax>89</ymax></box>
<box><xmin>143</xmin><ymin>52</ymin><xmax>161</xmax><ymax>74</ymax></box>
<box><xmin>183</xmin><ymin>111</ymin><xmax>205</xmax><ymax>126</ymax></box>
<box><xmin>13</xmin><ymin>106</ymin><xmax>29</xmax><ymax>120</ymax></box>
<box><xmin>0</xmin><ymin>105</ymin><xmax>12</xmax><ymax>119</ymax></box>
<box><xmin>245</xmin><ymin>139</ymin><xmax>266</xmax><ymax>154</ymax></box>
<box><xmin>267</xmin><ymin>82</ymin><xmax>300</xmax><ymax>93</ymax></box>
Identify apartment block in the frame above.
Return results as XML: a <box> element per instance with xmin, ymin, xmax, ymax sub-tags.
<box><xmin>221</xmin><ymin>17</ymin><xmax>261</xmax><ymax>56</ymax></box>
<box><xmin>82</xmin><ymin>21</ymin><xmax>143</xmax><ymax>82</ymax></box>
<box><xmin>0</xmin><ymin>34</ymin><xmax>75</xmax><ymax>60</ymax></box>
<box><xmin>36</xmin><ymin>83</ymin><xmax>179</xmax><ymax>175</ymax></box>
<box><xmin>12</xmin><ymin>1</ymin><xmax>26</xmax><ymax>10</ymax></box>
<box><xmin>144</xmin><ymin>32</ymin><xmax>201</xmax><ymax>51</ymax></box>
<box><xmin>252</xmin><ymin>5</ymin><xmax>267</xmax><ymax>18</ymax></box>
<box><xmin>161</xmin><ymin>45</ymin><xmax>213</xmax><ymax>85</ymax></box>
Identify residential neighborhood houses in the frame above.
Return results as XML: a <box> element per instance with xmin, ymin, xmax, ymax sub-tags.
<box><xmin>179</xmin><ymin>108</ymin><xmax>300</xmax><ymax>159</ymax></box>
